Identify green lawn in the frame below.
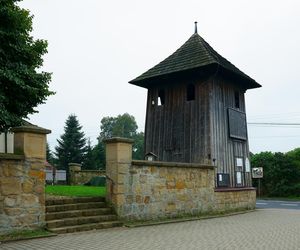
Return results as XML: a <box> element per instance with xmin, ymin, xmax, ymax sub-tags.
<box><xmin>45</xmin><ymin>185</ymin><xmax>106</xmax><ymax>197</ymax></box>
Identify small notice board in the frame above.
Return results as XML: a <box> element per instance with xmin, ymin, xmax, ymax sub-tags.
<box><xmin>252</xmin><ymin>167</ymin><xmax>263</xmax><ymax>178</ymax></box>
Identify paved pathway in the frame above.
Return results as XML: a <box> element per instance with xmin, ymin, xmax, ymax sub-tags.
<box><xmin>256</xmin><ymin>199</ymin><xmax>300</xmax><ymax>210</ymax></box>
<box><xmin>1</xmin><ymin>209</ymin><xmax>300</xmax><ymax>250</ymax></box>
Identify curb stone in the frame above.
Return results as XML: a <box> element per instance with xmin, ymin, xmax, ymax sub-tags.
<box><xmin>0</xmin><ymin>232</ymin><xmax>57</xmax><ymax>244</ymax></box>
<box><xmin>125</xmin><ymin>209</ymin><xmax>256</xmax><ymax>228</ymax></box>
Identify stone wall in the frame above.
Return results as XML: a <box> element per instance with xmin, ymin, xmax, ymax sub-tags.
<box><xmin>105</xmin><ymin>138</ymin><xmax>256</xmax><ymax>221</ymax></box>
<box><xmin>0</xmin><ymin>125</ymin><xmax>50</xmax><ymax>234</ymax></box>
<box><xmin>214</xmin><ymin>188</ymin><xmax>256</xmax><ymax>211</ymax></box>
<box><xmin>122</xmin><ymin>161</ymin><xmax>215</xmax><ymax>220</ymax></box>
<box><xmin>69</xmin><ymin>163</ymin><xmax>105</xmax><ymax>185</ymax></box>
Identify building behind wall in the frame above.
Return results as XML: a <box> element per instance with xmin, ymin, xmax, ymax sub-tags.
<box><xmin>130</xmin><ymin>23</ymin><xmax>261</xmax><ymax>188</ymax></box>
<box><xmin>0</xmin><ymin>132</ymin><xmax>14</xmax><ymax>153</ymax></box>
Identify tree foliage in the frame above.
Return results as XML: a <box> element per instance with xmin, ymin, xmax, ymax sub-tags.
<box><xmin>81</xmin><ymin>138</ymin><xmax>105</xmax><ymax>170</ymax></box>
<box><xmin>251</xmin><ymin>149</ymin><xmax>300</xmax><ymax>197</ymax></box>
<box><xmin>99</xmin><ymin>113</ymin><xmax>138</xmax><ymax>140</ymax></box>
<box><xmin>98</xmin><ymin>113</ymin><xmax>144</xmax><ymax>161</ymax></box>
<box><xmin>90</xmin><ymin>140</ymin><xmax>105</xmax><ymax>169</ymax></box>
<box><xmin>52</xmin><ymin>113</ymin><xmax>144</xmax><ymax>171</ymax></box>
<box><xmin>0</xmin><ymin>0</ymin><xmax>53</xmax><ymax>131</ymax></box>
<box><xmin>46</xmin><ymin>142</ymin><xmax>55</xmax><ymax>166</ymax></box>
<box><xmin>54</xmin><ymin>115</ymin><xmax>87</xmax><ymax>171</ymax></box>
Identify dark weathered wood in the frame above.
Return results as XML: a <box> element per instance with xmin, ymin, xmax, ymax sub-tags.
<box><xmin>209</xmin><ymin>77</ymin><xmax>251</xmax><ymax>187</ymax></box>
<box><xmin>132</xmin><ymin>29</ymin><xmax>260</xmax><ymax>188</ymax></box>
<box><xmin>144</xmin><ymin>77</ymin><xmax>212</xmax><ymax>166</ymax></box>
<box><xmin>144</xmin><ymin>74</ymin><xmax>252</xmax><ymax>187</ymax></box>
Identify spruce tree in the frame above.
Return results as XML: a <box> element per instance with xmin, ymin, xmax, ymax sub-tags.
<box><xmin>81</xmin><ymin>138</ymin><xmax>99</xmax><ymax>170</ymax></box>
<box><xmin>46</xmin><ymin>142</ymin><xmax>54</xmax><ymax>166</ymax></box>
<box><xmin>91</xmin><ymin>139</ymin><xmax>105</xmax><ymax>169</ymax></box>
<box><xmin>55</xmin><ymin>115</ymin><xmax>87</xmax><ymax>172</ymax></box>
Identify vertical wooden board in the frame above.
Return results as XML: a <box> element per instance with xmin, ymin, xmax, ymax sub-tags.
<box><xmin>199</xmin><ymin>81</ymin><xmax>205</xmax><ymax>163</ymax></box>
<box><xmin>162</xmin><ymin>85</ymin><xmax>170</xmax><ymax>160</ymax></box>
<box><xmin>157</xmin><ymin>106</ymin><xmax>163</xmax><ymax>159</ymax></box>
<box><xmin>183</xmin><ymin>101</ymin><xmax>190</xmax><ymax>162</ymax></box>
<box><xmin>209</xmin><ymin>77</ymin><xmax>251</xmax><ymax>187</ymax></box>
<box><xmin>145</xmin><ymin>89</ymin><xmax>154</xmax><ymax>155</ymax></box>
<box><xmin>194</xmin><ymin>81</ymin><xmax>200</xmax><ymax>162</ymax></box>
<box><xmin>191</xmin><ymin>100</ymin><xmax>196</xmax><ymax>163</ymax></box>
<box><xmin>167</xmin><ymin>86</ymin><xmax>173</xmax><ymax>160</ymax></box>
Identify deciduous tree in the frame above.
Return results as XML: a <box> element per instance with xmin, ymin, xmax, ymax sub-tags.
<box><xmin>99</xmin><ymin>113</ymin><xmax>144</xmax><ymax>161</ymax></box>
<box><xmin>0</xmin><ymin>0</ymin><xmax>53</xmax><ymax>131</ymax></box>
<box><xmin>251</xmin><ymin>151</ymin><xmax>300</xmax><ymax>197</ymax></box>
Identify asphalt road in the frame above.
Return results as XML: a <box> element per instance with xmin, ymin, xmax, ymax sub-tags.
<box><xmin>256</xmin><ymin>199</ymin><xmax>300</xmax><ymax>210</ymax></box>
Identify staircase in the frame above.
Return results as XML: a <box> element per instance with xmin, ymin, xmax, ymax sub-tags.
<box><xmin>46</xmin><ymin>196</ymin><xmax>123</xmax><ymax>234</ymax></box>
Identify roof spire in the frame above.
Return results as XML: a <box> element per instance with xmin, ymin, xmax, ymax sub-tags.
<box><xmin>194</xmin><ymin>21</ymin><xmax>198</xmax><ymax>34</ymax></box>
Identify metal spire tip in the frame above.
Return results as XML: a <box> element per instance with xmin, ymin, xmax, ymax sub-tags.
<box><xmin>194</xmin><ymin>21</ymin><xmax>198</xmax><ymax>34</ymax></box>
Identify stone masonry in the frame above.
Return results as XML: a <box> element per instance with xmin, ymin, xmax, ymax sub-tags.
<box><xmin>69</xmin><ymin>163</ymin><xmax>105</xmax><ymax>185</ymax></box>
<box><xmin>0</xmin><ymin>125</ymin><xmax>50</xmax><ymax>234</ymax></box>
<box><xmin>105</xmin><ymin>137</ymin><xmax>256</xmax><ymax>221</ymax></box>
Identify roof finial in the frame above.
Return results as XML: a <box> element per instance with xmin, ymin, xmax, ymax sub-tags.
<box><xmin>194</xmin><ymin>21</ymin><xmax>198</xmax><ymax>34</ymax></box>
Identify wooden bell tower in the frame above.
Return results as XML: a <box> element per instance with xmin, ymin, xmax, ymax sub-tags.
<box><xmin>130</xmin><ymin>23</ymin><xmax>261</xmax><ymax>187</ymax></box>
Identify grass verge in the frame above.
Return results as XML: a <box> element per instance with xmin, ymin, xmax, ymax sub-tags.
<box><xmin>45</xmin><ymin>185</ymin><xmax>106</xmax><ymax>197</ymax></box>
<box><xmin>0</xmin><ymin>229</ymin><xmax>55</xmax><ymax>242</ymax></box>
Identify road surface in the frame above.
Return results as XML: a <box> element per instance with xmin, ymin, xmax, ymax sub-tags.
<box><xmin>256</xmin><ymin>199</ymin><xmax>300</xmax><ymax>210</ymax></box>
<box><xmin>1</xmin><ymin>209</ymin><xmax>300</xmax><ymax>250</ymax></box>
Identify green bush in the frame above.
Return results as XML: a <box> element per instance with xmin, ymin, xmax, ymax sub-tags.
<box><xmin>251</xmin><ymin>149</ymin><xmax>300</xmax><ymax>197</ymax></box>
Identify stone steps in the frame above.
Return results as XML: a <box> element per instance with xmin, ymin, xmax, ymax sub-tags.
<box><xmin>48</xmin><ymin>221</ymin><xmax>123</xmax><ymax>234</ymax></box>
<box><xmin>46</xmin><ymin>197</ymin><xmax>105</xmax><ymax>206</ymax></box>
<box><xmin>46</xmin><ymin>201</ymin><xmax>107</xmax><ymax>213</ymax></box>
<box><xmin>46</xmin><ymin>196</ymin><xmax>122</xmax><ymax>233</ymax></box>
<box><xmin>46</xmin><ymin>207</ymin><xmax>112</xmax><ymax>220</ymax></box>
<box><xmin>47</xmin><ymin>214</ymin><xmax>118</xmax><ymax>228</ymax></box>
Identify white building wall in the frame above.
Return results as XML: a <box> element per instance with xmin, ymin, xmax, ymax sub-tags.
<box><xmin>0</xmin><ymin>132</ymin><xmax>14</xmax><ymax>153</ymax></box>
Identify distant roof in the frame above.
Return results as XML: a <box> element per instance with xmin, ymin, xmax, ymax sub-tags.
<box><xmin>129</xmin><ymin>32</ymin><xmax>261</xmax><ymax>89</ymax></box>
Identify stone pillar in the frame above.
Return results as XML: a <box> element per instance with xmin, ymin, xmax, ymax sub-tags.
<box><xmin>69</xmin><ymin>163</ymin><xmax>81</xmax><ymax>185</ymax></box>
<box><xmin>10</xmin><ymin>125</ymin><xmax>50</xmax><ymax>230</ymax></box>
<box><xmin>12</xmin><ymin>126</ymin><xmax>50</xmax><ymax>159</ymax></box>
<box><xmin>104</xmin><ymin>137</ymin><xmax>134</xmax><ymax>216</ymax></box>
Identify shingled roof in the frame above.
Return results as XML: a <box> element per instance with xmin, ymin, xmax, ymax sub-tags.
<box><xmin>129</xmin><ymin>31</ymin><xmax>261</xmax><ymax>89</ymax></box>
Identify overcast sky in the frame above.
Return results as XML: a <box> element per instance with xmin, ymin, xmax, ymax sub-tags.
<box><xmin>20</xmin><ymin>0</ymin><xmax>300</xmax><ymax>153</ymax></box>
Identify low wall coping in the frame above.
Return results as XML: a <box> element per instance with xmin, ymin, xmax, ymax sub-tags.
<box><xmin>104</xmin><ymin>137</ymin><xmax>134</xmax><ymax>144</ymax></box>
<box><xmin>73</xmin><ymin>170</ymin><xmax>105</xmax><ymax>173</ymax></box>
<box><xmin>68</xmin><ymin>163</ymin><xmax>81</xmax><ymax>167</ymax></box>
<box><xmin>0</xmin><ymin>153</ymin><xmax>25</xmax><ymax>160</ymax></box>
<box><xmin>132</xmin><ymin>160</ymin><xmax>214</xmax><ymax>169</ymax></box>
<box><xmin>215</xmin><ymin>187</ymin><xmax>256</xmax><ymax>192</ymax></box>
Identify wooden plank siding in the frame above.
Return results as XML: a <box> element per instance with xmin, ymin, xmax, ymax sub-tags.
<box><xmin>210</xmin><ymin>77</ymin><xmax>251</xmax><ymax>187</ymax></box>
<box><xmin>144</xmin><ymin>78</ymin><xmax>212</xmax><ymax>165</ymax></box>
<box><xmin>144</xmin><ymin>76</ymin><xmax>252</xmax><ymax>188</ymax></box>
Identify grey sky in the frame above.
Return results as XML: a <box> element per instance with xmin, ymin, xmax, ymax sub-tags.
<box><xmin>20</xmin><ymin>0</ymin><xmax>300</xmax><ymax>153</ymax></box>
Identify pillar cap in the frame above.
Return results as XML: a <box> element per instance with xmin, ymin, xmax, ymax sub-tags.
<box><xmin>104</xmin><ymin>137</ymin><xmax>134</xmax><ymax>144</ymax></box>
<box><xmin>68</xmin><ymin>163</ymin><xmax>82</xmax><ymax>167</ymax></box>
<box><xmin>11</xmin><ymin>125</ymin><xmax>51</xmax><ymax>135</ymax></box>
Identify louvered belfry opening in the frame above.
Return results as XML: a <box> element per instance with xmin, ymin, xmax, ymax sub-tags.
<box><xmin>129</xmin><ymin>26</ymin><xmax>261</xmax><ymax>188</ymax></box>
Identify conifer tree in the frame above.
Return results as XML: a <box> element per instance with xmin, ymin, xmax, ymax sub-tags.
<box><xmin>55</xmin><ymin>115</ymin><xmax>87</xmax><ymax>172</ymax></box>
<box><xmin>81</xmin><ymin>138</ymin><xmax>101</xmax><ymax>170</ymax></box>
<box><xmin>46</xmin><ymin>142</ymin><xmax>54</xmax><ymax>166</ymax></box>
